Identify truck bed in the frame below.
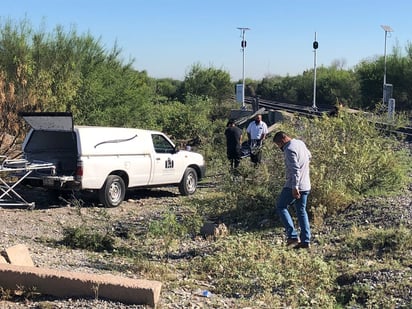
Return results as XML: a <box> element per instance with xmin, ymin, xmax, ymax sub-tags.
<box><xmin>23</xmin><ymin>130</ymin><xmax>77</xmax><ymax>175</ymax></box>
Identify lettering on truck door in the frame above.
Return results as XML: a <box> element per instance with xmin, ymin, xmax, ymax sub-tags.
<box><xmin>151</xmin><ymin>134</ymin><xmax>179</xmax><ymax>184</ymax></box>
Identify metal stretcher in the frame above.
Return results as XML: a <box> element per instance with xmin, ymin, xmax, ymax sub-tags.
<box><xmin>0</xmin><ymin>156</ymin><xmax>55</xmax><ymax>209</ymax></box>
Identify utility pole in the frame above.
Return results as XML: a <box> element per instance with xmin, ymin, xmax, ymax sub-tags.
<box><xmin>237</xmin><ymin>27</ymin><xmax>250</xmax><ymax>110</ymax></box>
<box><xmin>312</xmin><ymin>32</ymin><xmax>318</xmax><ymax>111</ymax></box>
<box><xmin>381</xmin><ymin>25</ymin><xmax>393</xmax><ymax>105</ymax></box>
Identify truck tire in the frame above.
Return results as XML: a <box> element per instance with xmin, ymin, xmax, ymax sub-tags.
<box><xmin>99</xmin><ymin>175</ymin><xmax>125</xmax><ymax>207</ymax></box>
<box><xmin>178</xmin><ymin>167</ymin><xmax>197</xmax><ymax>196</ymax></box>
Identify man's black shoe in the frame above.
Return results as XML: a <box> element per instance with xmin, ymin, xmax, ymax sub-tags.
<box><xmin>286</xmin><ymin>238</ymin><xmax>300</xmax><ymax>246</ymax></box>
<box><xmin>294</xmin><ymin>242</ymin><xmax>310</xmax><ymax>250</ymax></box>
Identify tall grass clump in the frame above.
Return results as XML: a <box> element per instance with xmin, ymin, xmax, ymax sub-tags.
<box><xmin>267</xmin><ymin>111</ymin><xmax>411</xmax><ymax>222</ymax></box>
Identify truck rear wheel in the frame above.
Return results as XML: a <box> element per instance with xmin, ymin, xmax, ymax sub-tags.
<box><xmin>179</xmin><ymin>167</ymin><xmax>197</xmax><ymax>196</ymax></box>
<box><xmin>99</xmin><ymin>175</ymin><xmax>125</xmax><ymax>207</ymax></box>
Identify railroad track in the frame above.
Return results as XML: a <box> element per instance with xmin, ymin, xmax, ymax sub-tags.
<box><xmin>244</xmin><ymin>97</ymin><xmax>334</xmax><ymax>117</ymax></box>
<box><xmin>243</xmin><ymin>96</ymin><xmax>412</xmax><ymax>141</ymax></box>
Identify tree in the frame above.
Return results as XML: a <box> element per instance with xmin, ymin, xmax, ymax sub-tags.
<box><xmin>354</xmin><ymin>57</ymin><xmax>382</xmax><ymax>109</ymax></box>
<box><xmin>355</xmin><ymin>43</ymin><xmax>412</xmax><ymax>111</ymax></box>
<box><xmin>181</xmin><ymin>63</ymin><xmax>232</xmax><ymax>103</ymax></box>
<box><xmin>0</xmin><ymin>19</ymin><xmax>37</xmax><ymax>152</ymax></box>
<box><xmin>256</xmin><ymin>75</ymin><xmax>283</xmax><ymax>100</ymax></box>
<box><xmin>256</xmin><ymin>67</ymin><xmax>361</xmax><ymax>107</ymax></box>
<box><xmin>0</xmin><ymin>18</ymin><xmax>159</xmax><ymax>131</ymax></box>
<box><xmin>154</xmin><ymin>78</ymin><xmax>182</xmax><ymax>104</ymax></box>
<box><xmin>77</xmin><ymin>64</ymin><xmax>156</xmax><ymax>128</ymax></box>
<box><xmin>383</xmin><ymin>43</ymin><xmax>412</xmax><ymax>111</ymax></box>
<box><xmin>314</xmin><ymin>67</ymin><xmax>360</xmax><ymax>107</ymax></box>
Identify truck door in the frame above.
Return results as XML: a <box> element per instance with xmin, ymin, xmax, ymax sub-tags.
<box><xmin>150</xmin><ymin>134</ymin><xmax>181</xmax><ymax>184</ymax></box>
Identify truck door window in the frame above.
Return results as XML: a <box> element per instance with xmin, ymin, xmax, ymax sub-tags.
<box><xmin>152</xmin><ymin>134</ymin><xmax>174</xmax><ymax>153</ymax></box>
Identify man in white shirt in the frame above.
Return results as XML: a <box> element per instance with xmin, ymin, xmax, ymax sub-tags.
<box><xmin>246</xmin><ymin>114</ymin><xmax>268</xmax><ymax>164</ymax></box>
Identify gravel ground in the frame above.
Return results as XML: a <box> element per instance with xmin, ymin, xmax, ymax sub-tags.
<box><xmin>0</xmin><ymin>188</ymin><xmax>243</xmax><ymax>308</ymax></box>
<box><xmin>0</xmin><ymin>144</ymin><xmax>411</xmax><ymax>308</ymax></box>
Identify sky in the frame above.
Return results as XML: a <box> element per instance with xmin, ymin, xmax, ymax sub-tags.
<box><xmin>3</xmin><ymin>0</ymin><xmax>412</xmax><ymax>81</ymax></box>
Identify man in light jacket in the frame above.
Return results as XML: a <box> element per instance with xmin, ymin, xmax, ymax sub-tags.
<box><xmin>273</xmin><ymin>131</ymin><xmax>312</xmax><ymax>249</ymax></box>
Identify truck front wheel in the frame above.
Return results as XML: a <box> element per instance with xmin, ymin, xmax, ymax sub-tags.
<box><xmin>99</xmin><ymin>175</ymin><xmax>125</xmax><ymax>207</ymax></box>
<box><xmin>179</xmin><ymin>167</ymin><xmax>198</xmax><ymax>196</ymax></box>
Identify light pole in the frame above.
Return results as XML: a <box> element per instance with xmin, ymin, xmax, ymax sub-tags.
<box><xmin>237</xmin><ymin>27</ymin><xmax>250</xmax><ymax>110</ymax></box>
<box><xmin>312</xmin><ymin>32</ymin><xmax>318</xmax><ymax>110</ymax></box>
<box><xmin>381</xmin><ymin>25</ymin><xmax>393</xmax><ymax>104</ymax></box>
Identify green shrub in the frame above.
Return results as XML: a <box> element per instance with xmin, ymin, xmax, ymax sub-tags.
<box><xmin>61</xmin><ymin>226</ymin><xmax>115</xmax><ymax>252</ymax></box>
<box><xmin>200</xmin><ymin>110</ymin><xmax>411</xmax><ymax>229</ymax></box>
<box><xmin>148</xmin><ymin>210</ymin><xmax>203</xmax><ymax>238</ymax></box>
<box><xmin>146</xmin><ymin>209</ymin><xmax>203</xmax><ymax>257</ymax></box>
<box><xmin>268</xmin><ymin>112</ymin><xmax>411</xmax><ymax>221</ymax></box>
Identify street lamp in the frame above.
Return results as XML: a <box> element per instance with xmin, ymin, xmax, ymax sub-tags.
<box><xmin>237</xmin><ymin>27</ymin><xmax>250</xmax><ymax>110</ymax></box>
<box><xmin>381</xmin><ymin>25</ymin><xmax>393</xmax><ymax>104</ymax></box>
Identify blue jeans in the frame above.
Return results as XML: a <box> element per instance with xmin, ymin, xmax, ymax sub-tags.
<box><xmin>276</xmin><ymin>187</ymin><xmax>311</xmax><ymax>243</ymax></box>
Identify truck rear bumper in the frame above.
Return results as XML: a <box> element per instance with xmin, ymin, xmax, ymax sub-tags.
<box><xmin>41</xmin><ymin>176</ymin><xmax>81</xmax><ymax>190</ymax></box>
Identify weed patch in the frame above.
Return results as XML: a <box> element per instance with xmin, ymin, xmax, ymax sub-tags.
<box><xmin>189</xmin><ymin>233</ymin><xmax>336</xmax><ymax>307</ymax></box>
<box><xmin>61</xmin><ymin>226</ymin><xmax>115</xmax><ymax>252</ymax></box>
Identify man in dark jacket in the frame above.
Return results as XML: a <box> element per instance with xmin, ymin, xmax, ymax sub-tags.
<box><xmin>224</xmin><ymin>119</ymin><xmax>242</xmax><ymax>169</ymax></box>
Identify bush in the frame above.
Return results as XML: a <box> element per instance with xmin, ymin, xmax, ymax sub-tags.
<box><xmin>208</xmin><ymin>111</ymin><xmax>411</xmax><ymax>227</ymax></box>
<box><xmin>61</xmin><ymin>226</ymin><xmax>115</xmax><ymax>252</ymax></box>
<box><xmin>266</xmin><ymin>111</ymin><xmax>411</xmax><ymax>222</ymax></box>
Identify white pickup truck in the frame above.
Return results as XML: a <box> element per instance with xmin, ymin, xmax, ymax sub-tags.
<box><xmin>19</xmin><ymin>112</ymin><xmax>206</xmax><ymax>207</ymax></box>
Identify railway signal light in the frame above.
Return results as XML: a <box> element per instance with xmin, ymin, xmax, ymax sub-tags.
<box><xmin>312</xmin><ymin>33</ymin><xmax>318</xmax><ymax>111</ymax></box>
